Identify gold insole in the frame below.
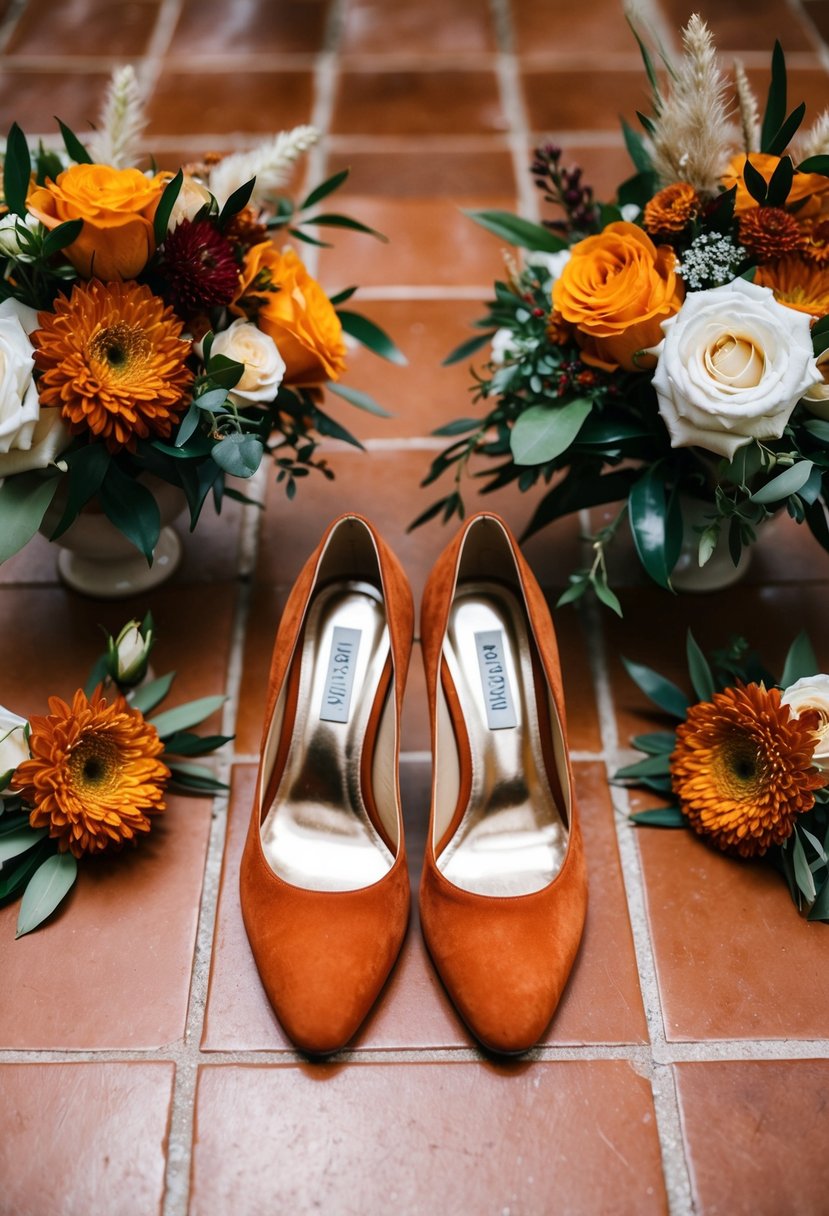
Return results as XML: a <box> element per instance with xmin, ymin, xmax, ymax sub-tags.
<box><xmin>438</xmin><ymin>584</ymin><xmax>567</xmax><ymax>896</ymax></box>
<box><xmin>260</xmin><ymin>581</ymin><xmax>394</xmax><ymax>892</ymax></box>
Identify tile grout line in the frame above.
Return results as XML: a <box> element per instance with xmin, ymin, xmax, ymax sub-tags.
<box><xmin>161</xmin><ymin>7</ymin><xmax>344</xmax><ymax>1200</ymax></box>
<box><xmin>490</xmin><ymin>0</ymin><xmax>538</xmax><ymax>222</ymax></box>
<box><xmin>581</xmin><ymin>593</ymin><xmax>695</xmax><ymax>1216</ymax></box>
<box><xmin>3</xmin><ymin>1036</ymin><xmax>828</xmax><ymax>1067</ymax></box>
<box><xmin>160</xmin><ymin>465</ymin><xmax>268</xmax><ymax>1216</ymax></box>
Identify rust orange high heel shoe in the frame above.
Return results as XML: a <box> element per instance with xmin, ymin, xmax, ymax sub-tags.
<box><xmin>419</xmin><ymin>512</ymin><xmax>587</xmax><ymax>1054</ymax></box>
<box><xmin>239</xmin><ymin>514</ymin><xmax>413</xmax><ymax>1055</ymax></box>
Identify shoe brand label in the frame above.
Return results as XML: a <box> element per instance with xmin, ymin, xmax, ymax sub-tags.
<box><xmin>319</xmin><ymin>626</ymin><xmax>362</xmax><ymax>723</ymax></box>
<box><xmin>474</xmin><ymin>630</ymin><xmax>518</xmax><ymax>730</ymax></box>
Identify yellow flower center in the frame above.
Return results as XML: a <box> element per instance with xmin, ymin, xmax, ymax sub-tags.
<box><xmin>705</xmin><ymin>333</ymin><xmax>765</xmax><ymax>388</ymax></box>
<box><xmin>68</xmin><ymin>733</ymin><xmax>121</xmax><ymax>796</ymax></box>
<box><xmin>89</xmin><ymin>323</ymin><xmax>149</xmax><ymax>379</ymax></box>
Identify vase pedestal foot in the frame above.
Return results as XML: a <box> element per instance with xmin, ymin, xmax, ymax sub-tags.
<box><xmin>55</xmin><ymin>527</ymin><xmax>183</xmax><ymax>599</ymax></box>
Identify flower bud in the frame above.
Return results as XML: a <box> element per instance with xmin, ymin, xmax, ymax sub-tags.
<box><xmin>110</xmin><ymin>618</ymin><xmax>153</xmax><ymax>686</ymax></box>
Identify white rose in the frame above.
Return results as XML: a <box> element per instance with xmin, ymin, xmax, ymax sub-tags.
<box><xmin>168</xmin><ymin>174</ymin><xmax>213</xmax><ymax>229</ymax></box>
<box><xmin>781</xmin><ymin>673</ymin><xmax>829</xmax><ymax>770</ymax></box>
<box><xmin>652</xmin><ymin>278</ymin><xmax>820</xmax><ymax>460</ymax></box>
<box><xmin>0</xmin><ymin>705</ymin><xmax>29</xmax><ymax>790</ymax></box>
<box><xmin>208</xmin><ymin>320</ymin><xmax>286</xmax><ymax>404</ymax></box>
<box><xmin>803</xmin><ymin>349</ymin><xmax>829</xmax><ymax>418</ymax></box>
<box><xmin>0</xmin><ymin>213</ymin><xmax>41</xmax><ymax>262</ymax></box>
<box><xmin>0</xmin><ymin>298</ymin><xmax>72</xmax><ymax>477</ymax></box>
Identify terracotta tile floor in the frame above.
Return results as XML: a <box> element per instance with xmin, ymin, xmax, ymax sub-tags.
<box><xmin>1</xmin><ymin>2</ymin><xmax>828</xmax><ymax>1214</ymax></box>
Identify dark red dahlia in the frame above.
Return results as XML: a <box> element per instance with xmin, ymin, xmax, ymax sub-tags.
<box><xmin>159</xmin><ymin>220</ymin><xmax>240</xmax><ymax>317</ymax></box>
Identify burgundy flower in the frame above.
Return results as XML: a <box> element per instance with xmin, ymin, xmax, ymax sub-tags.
<box><xmin>159</xmin><ymin>219</ymin><xmax>240</xmax><ymax>317</ymax></box>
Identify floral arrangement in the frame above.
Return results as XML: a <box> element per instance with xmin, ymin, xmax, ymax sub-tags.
<box><xmin>616</xmin><ymin>629</ymin><xmax>829</xmax><ymax>921</ymax></box>
<box><xmin>417</xmin><ymin>17</ymin><xmax>829</xmax><ymax>613</ymax></box>
<box><xmin>0</xmin><ymin>67</ymin><xmax>402</xmax><ymax>567</ymax></box>
<box><xmin>0</xmin><ymin>613</ymin><xmax>229</xmax><ymax>937</ymax></box>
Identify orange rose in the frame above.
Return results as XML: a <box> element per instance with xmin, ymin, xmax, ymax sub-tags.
<box><xmin>27</xmin><ymin>164</ymin><xmax>166</xmax><ymax>280</ymax></box>
<box><xmin>233</xmin><ymin>243</ymin><xmax>346</xmax><ymax>386</ymax></box>
<box><xmin>552</xmin><ymin>222</ymin><xmax>683</xmax><ymax>371</ymax></box>
<box><xmin>722</xmin><ymin>153</ymin><xmax>829</xmax><ymax>218</ymax></box>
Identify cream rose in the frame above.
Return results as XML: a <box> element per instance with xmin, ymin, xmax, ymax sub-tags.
<box><xmin>0</xmin><ymin>298</ymin><xmax>71</xmax><ymax>477</ymax></box>
<box><xmin>0</xmin><ymin>213</ymin><xmax>41</xmax><ymax>262</ymax></box>
<box><xmin>803</xmin><ymin>349</ymin><xmax>829</xmax><ymax>418</ymax></box>
<box><xmin>652</xmin><ymin>278</ymin><xmax>820</xmax><ymax>459</ymax></box>
<box><xmin>208</xmin><ymin>319</ymin><xmax>286</xmax><ymax>404</ymax></box>
<box><xmin>167</xmin><ymin>174</ymin><xmax>213</xmax><ymax>229</ymax></box>
<box><xmin>0</xmin><ymin>705</ymin><xmax>29</xmax><ymax>788</ymax></box>
<box><xmin>781</xmin><ymin>674</ymin><xmax>829</xmax><ymax>770</ymax></box>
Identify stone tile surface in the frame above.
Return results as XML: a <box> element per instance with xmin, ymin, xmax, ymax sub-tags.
<box><xmin>0</xmin><ymin>1061</ymin><xmax>174</xmax><ymax>1216</ymax></box>
<box><xmin>675</xmin><ymin>1060</ymin><xmax>829</xmax><ymax>1215</ymax></box>
<box><xmin>190</xmin><ymin>1060</ymin><xmax>667</xmax><ymax>1215</ymax></box>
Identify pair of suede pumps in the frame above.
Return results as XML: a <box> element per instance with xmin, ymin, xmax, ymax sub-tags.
<box><xmin>239</xmin><ymin>512</ymin><xmax>588</xmax><ymax>1056</ymax></box>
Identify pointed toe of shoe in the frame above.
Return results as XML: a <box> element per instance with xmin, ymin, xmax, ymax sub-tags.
<box><xmin>241</xmin><ymin>846</ymin><xmax>410</xmax><ymax>1055</ymax></box>
<box><xmin>420</xmin><ymin>854</ymin><xmax>587</xmax><ymax>1054</ymax></box>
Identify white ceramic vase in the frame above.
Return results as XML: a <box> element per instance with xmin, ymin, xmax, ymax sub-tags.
<box><xmin>40</xmin><ymin>476</ymin><xmax>185</xmax><ymax>598</ymax></box>
<box><xmin>671</xmin><ymin>495</ymin><xmax>752</xmax><ymax>592</ymax></box>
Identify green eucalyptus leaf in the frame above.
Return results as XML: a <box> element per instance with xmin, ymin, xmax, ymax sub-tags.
<box><xmin>41</xmin><ymin>217</ymin><xmax>84</xmax><ymax>259</ymax></box>
<box><xmin>751</xmin><ymin>460</ymin><xmax>814</xmax><ymax>504</ymax></box>
<box><xmin>325</xmin><ymin>380</ymin><xmax>391</xmax><ymax>418</ymax></box>
<box><xmin>510</xmin><ymin>398</ymin><xmax>591</xmax><ymax>466</ymax></box>
<box><xmin>463</xmin><ymin>209</ymin><xmax>568</xmax><ymax>252</ymax></box>
<box><xmin>760</xmin><ymin>40</ymin><xmax>787</xmax><ymax>154</ymax></box>
<box><xmin>211</xmin><ymin>434</ymin><xmax>264</xmax><ymax>478</ymax></box>
<box><xmin>615</xmin><ymin>754</ymin><xmax>672</xmax><ymax>779</ymax></box>
<box><xmin>161</xmin><ymin>730</ymin><xmax>232</xmax><ymax>756</ymax></box>
<box><xmin>0</xmin><ymin>839</ymin><xmax>52</xmax><ymax>903</ymax></box>
<box><xmin>629</xmin><ymin>806</ymin><xmax>687</xmax><ymax>828</ymax></box>
<box><xmin>628</xmin><ymin>467</ymin><xmax>682</xmax><ymax>590</ymax></box>
<box><xmin>780</xmin><ymin>630</ymin><xmax>818</xmax><ymax>687</ymax></box>
<box><xmin>149</xmin><ymin>694</ymin><xmax>226</xmax><ymax>737</ymax></box>
<box><xmin>807</xmin><ymin>875</ymin><xmax>829</xmax><ymax>921</ymax></box>
<box><xmin>218</xmin><ymin>177</ymin><xmax>255</xmax><ymax>225</ymax></box>
<box><xmin>16</xmin><ymin>852</ymin><xmax>78</xmax><ymax>938</ymax></box>
<box><xmin>743</xmin><ymin>155</ymin><xmax>769</xmax><ymax>204</ymax></box>
<box><xmin>592</xmin><ymin>576</ymin><xmax>623</xmax><ymax>617</ymax></box>
<box><xmin>792</xmin><ymin>829</ymin><xmax>817</xmax><ymax>901</ymax></box>
<box><xmin>154</xmin><ymin>170</ymin><xmax>184</xmax><ymax>246</ymax></box>
<box><xmin>630</xmin><ymin>732</ymin><xmax>676</xmax><ymax>754</ymax></box>
<box><xmin>798</xmin><ymin>155</ymin><xmax>829</xmax><ymax>176</ymax></box>
<box><xmin>46</xmin><ymin>444</ymin><xmax>111</xmax><ymax>541</ymax></box>
<box><xmin>443</xmin><ymin>330</ymin><xmax>496</xmax><ymax>366</ymax></box>
<box><xmin>300</xmin><ymin>168</ymin><xmax>349</xmax><ymax>211</ymax></box>
<box><xmin>622</xmin><ymin>656</ymin><xmax>690</xmax><ymax>719</ymax></box>
<box><xmin>337</xmin><ymin>310</ymin><xmax>407</xmax><ymax>365</ymax></box>
<box><xmin>0</xmin><ymin>472</ymin><xmax>61</xmax><ymax>563</ymax></box>
<box><xmin>3</xmin><ymin>123</ymin><xmax>31</xmax><ymax>216</ymax></box>
<box><xmin>57</xmin><ymin>119</ymin><xmax>92</xmax><ymax>165</ymax></box>
<box><xmin>686</xmin><ymin>630</ymin><xmax>716</xmax><ymax>702</ymax></box>
<box><xmin>304</xmin><ymin>212</ymin><xmax>388</xmax><ymax>241</ymax></box>
<box><xmin>767</xmin><ymin>106</ymin><xmax>805</xmax><ymax>160</ymax></box>
<box><xmin>127</xmin><ymin>671</ymin><xmax>176</xmax><ymax>715</ymax></box>
<box><xmin>0</xmin><ymin>826</ymin><xmax>48</xmax><ymax>864</ymax></box>
<box><xmin>99</xmin><ymin>464</ymin><xmax>161</xmax><ymax>562</ymax></box>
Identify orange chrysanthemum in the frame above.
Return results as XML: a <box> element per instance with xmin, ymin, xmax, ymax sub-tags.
<box><xmin>800</xmin><ymin>218</ymin><xmax>829</xmax><ymax>267</ymax></box>
<box><xmin>15</xmin><ymin>688</ymin><xmax>169</xmax><ymax>859</ymax></box>
<box><xmin>642</xmin><ymin>183</ymin><xmax>701</xmax><ymax>236</ymax></box>
<box><xmin>670</xmin><ymin>683</ymin><xmax>825</xmax><ymax>858</ymax></box>
<box><xmin>33</xmin><ymin>279</ymin><xmax>193</xmax><ymax>453</ymax></box>
<box><xmin>738</xmin><ymin>206</ymin><xmax>802</xmax><ymax>262</ymax></box>
<box><xmin>754</xmin><ymin>258</ymin><xmax>829</xmax><ymax>319</ymax></box>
